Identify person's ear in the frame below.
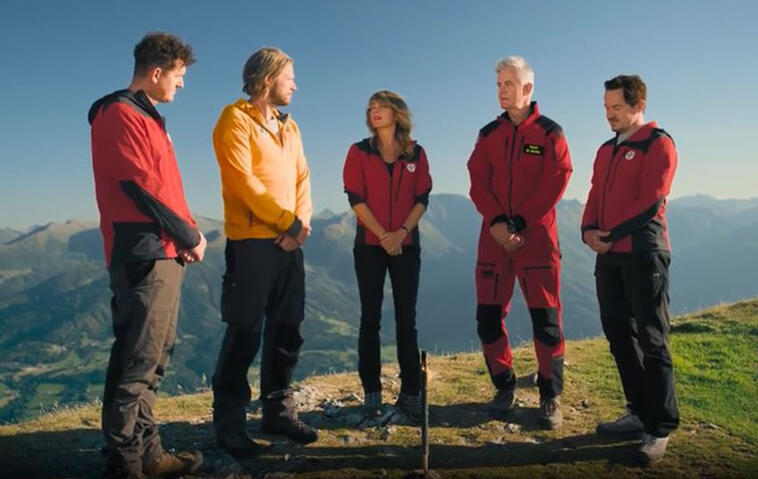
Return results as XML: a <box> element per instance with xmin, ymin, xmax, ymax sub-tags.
<box><xmin>149</xmin><ymin>66</ymin><xmax>162</xmax><ymax>84</ymax></box>
<box><xmin>636</xmin><ymin>99</ymin><xmax>647</xmax><ymax>114</ymax></box>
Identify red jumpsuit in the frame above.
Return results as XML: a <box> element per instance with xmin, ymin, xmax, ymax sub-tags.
<box><xmin>467</xmin><ymin>102</ymin><xmax>572</xmax><ymax>398</ymax></box>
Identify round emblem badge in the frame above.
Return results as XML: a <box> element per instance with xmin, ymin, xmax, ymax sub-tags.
<box><xmin>625</xmin><ymin>151</ymin><xmax>635</xmax><ymax>160</ymax></box>
<box><xmin>406</xmin><ymin>163</ymin><xmax>416</xmax><ymax>173</ymax></box>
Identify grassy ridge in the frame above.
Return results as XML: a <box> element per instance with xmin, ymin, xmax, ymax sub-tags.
<box><xmin>0</xmin><ymin>300</ymin><xmax>756</xmax><ymax>478</ymax></box>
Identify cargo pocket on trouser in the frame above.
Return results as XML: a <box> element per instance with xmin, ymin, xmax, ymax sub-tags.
<box><xmin>220</xmin><ymin>271</ymin><xmax>245</xmax><ymax>324</ymax></box>
<box><xmin>476</xmin><ymin>262</ymin><xmax>499</xmax><ymax>303</ymax></box>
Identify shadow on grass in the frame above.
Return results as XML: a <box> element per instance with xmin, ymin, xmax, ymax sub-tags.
<box><xmin>0</xmin><ymin>419</ymin><xmax>643</xmax><ymax>478</ymax></box>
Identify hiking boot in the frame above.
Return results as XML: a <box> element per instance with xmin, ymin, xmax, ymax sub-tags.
<box><xmin>539</xmin><ymin>396</ymin><xmax>563</xmax><ymax>429</ymax></box>
<box><xmin>217</xmin><ymin>430</ymin><xmax>270</xmax><ymax>459</ymax></box>
<box><xmin>363</xmin><ymin>392</ymin><xmax>383</xmax><ymax>418</ymax></box>
<box><xmin>636</xmin><ymin>432</ymin><xmax>669</xmax><ymax>465</ymax></box>
<box><xmin>487</xmin><ymin>389</ymin><xmax>516</xmax><ymax>417</ymax></box>
<box><xmin>395</xmin><ymin>393</ymin><xmax>422</xmax><ymax>424</ymax></box>
<box><xmin>143</xmin><ymin>450</ymin><xmax>202</xmax><ymax>477</ymax></box>
<box><xmin>261</xmin><ymin>414</ymin><xmax>319</xmax><ymax>444</ymax></box>
<box><xmin>596</xmin><ymin>408</ymin><xmax>644</xmax><ymax>437</ymax></box>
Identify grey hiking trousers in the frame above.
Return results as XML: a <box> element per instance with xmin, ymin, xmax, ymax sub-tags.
<box><xmin>102</xmin><ymin>258</ymin><xmax>185</xmax><ymax>473</ymax></box>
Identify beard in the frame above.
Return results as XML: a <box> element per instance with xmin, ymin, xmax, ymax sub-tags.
<box><xmin>269</xmin><ymin>89</ymin><xmax>291</xmax><ymax>107</ymax></box>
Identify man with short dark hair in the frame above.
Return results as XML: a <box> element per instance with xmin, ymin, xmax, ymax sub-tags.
<box><xmin>211</xmin><ymin>47</ymin><xmax>317</xmax><ymax>457</ymax></box>
<box><xmin>582</xmin><ymin>74</ymin><xmax>679</xmax><ymax>465</ymax></box>
<box><xmin>89</xmin><ymin>32</ymin><xmax>205</xmax><ymax>478</ymax></box>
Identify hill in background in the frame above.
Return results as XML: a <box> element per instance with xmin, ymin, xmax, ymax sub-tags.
<box><xmin>0</xmin><ymin>194</ymin><xmax>757</xmax><ymax>423</ymax></box>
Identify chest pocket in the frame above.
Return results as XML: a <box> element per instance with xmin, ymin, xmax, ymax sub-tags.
<box><xmin>517</xmin><ymin>141</ymin><xmax>546</xmax><ymax>181</ymax></box>
<box><xmin>609</xmin><ymin>147</ymin><xmax>643</xmax><ymax>191</ymax></box>
<box><xmin>522</xmin><ymin>143</ymin><xmax>545</xmax><ymax>156</ymax></box>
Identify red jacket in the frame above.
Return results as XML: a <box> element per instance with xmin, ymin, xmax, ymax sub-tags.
<box><xmin>343</xmin><ymin>139</ymin><xmax>432</xmax><ymax>246</ymax></box>
<box><xmin>582</xmin><ymin>121</ymin><xmax>677</xmax><ymax>253</ymax></box>
<box><xmin>468</xmin><ymin>102</ymin><xmax>572</xmax><ymax>236</ymax></box>
<box><xmin>89</xmin><ymin>90</ymin><xmax>199</xmax><ymax>267</ymax></box>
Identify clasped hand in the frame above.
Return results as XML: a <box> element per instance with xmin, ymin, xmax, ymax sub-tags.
<box><xmin>489</xmin><ymin>223</ymin><xmax>524</xmax><ymax>252</ymax></box>
<box><xmin>583</xmin><ymin>229</ymin><xmax>611</xmax><ymax>254</ymax></box>
<box><xmin>380</xmin><ymin>230</ymin><xmax>406</xmax><ymax>256</ymax></box>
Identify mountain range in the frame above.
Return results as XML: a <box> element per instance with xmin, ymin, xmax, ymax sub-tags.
<box><xmin>0</xmin><ymin>194</ymin><xmax>756</xmax><ymax>422</ymax></box>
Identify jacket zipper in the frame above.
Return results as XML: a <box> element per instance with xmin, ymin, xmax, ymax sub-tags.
<box><xmin>599</xmin><ymin>142</ymin><xmax>620</xmax><ymax>229</ymax></box>
<box><xmin>508</xmin><ymin>130</ymin><xmax>516</xmax><ymax>216</ymax></box>
<box><xmin>395</xmin><ymin>161</ymin><xmax>405</xmax><ymax>203</ymax></box>
<box><xmin>388</xmin><ymin>162</ymin><xmax>393</xmax><ymax>232</ymax></box>
<box><xmin>493</xmin><ymin>273</ymin><xmax>499</xmax><ymax>302</ymax></box>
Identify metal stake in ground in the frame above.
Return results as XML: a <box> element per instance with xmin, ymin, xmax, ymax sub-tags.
<box><xmin>421</xmin><ymin>350</ymin><xmax>429</xmax><ymax>473</ymax></box>
<box><xmin>404</xmin><ymin>350</ymin><xmax>440</xmax><ymax>479</ymax></box>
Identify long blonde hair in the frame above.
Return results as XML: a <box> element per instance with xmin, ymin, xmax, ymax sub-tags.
<box><xmin>366</xmin><ymin>90</ymin><xmax>414</xmax><ymax>157</ymax></box>
<box><xmin>242</xmin><ymin>47</ymin><xmax>293</xmax><ymax>100</ymax></box>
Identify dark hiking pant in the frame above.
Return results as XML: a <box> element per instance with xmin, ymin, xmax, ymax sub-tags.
<box><xmin>102</xmin><ymin>258</ymin><xmax>184</xmax><ymax>473</ymax></box>
<box><xmin>596</xmin><ymin>251</ymin><xmax>680</xmax><ymax>437</ymax></box>
<box><xmin>354</xmin><ymin>245</ymin><xmax>421</xmax><ymax>396</ymax></box>
<box><xmin>212</xmin><ymin>239</ymin><xmax>305</xmax><ymax>434</ymax></box>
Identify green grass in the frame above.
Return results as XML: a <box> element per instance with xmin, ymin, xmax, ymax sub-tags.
<box><xmin>26</xmin><ymin>383</ymin><xmax>66</xmax><ymax>411</ymax></box>
<box><xmin>670</xmin><ymin>302</ymin><xmax>758</xmax><ymax>444</ymax></box>
<box><xmin>1</xmin><ymin>299</ymin><xmax>757</xmax><ymax>478</ymax></box>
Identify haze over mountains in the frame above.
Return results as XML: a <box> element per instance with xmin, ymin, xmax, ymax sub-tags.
<box><xmin>0</xmin><ymin>194</ymin><xmax>756</xmax><ymax>422</ymax></box>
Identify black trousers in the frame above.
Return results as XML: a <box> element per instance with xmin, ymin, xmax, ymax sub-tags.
<box><xmin>596</xmin><ymin>251</ymin><xmax>679</xmax><ymax>437</ymax></box>
<box><xmin>103</xmin><ymin>258</ymin><xmax>184</xmax><ymax>473</ymax></box>
<box><xmin>212</xmin><ymin>239</ymin><xmax>305</xmax><ymax>434</ymax></box>
<box><xmin>354</xmin><ymin>245</ymin><xmax>421</xmax><ymax>396</ymax></box>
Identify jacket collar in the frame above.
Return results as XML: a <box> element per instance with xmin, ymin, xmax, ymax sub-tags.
<box><xmin>499</xmin><ymin>101</ymin><xmax>540</xmax><ymax>127</ymax></box>
<box><xmin>88</xmin><ymin>89</ymin><xmax>164</xmax><ymax>126</ymax></box>
<box><xmin>620</xmin><ymin>121</ymin><xmax>658</xmax><ymax>143</ymax></box>
<box><xmin>356</xmin><ymin>138</ymin><xmax>419</xmax><ymax>161</ymax></box>
<box><xmin>234</xmin><ymin>99</ymin><xmax>290</xmax><ymax>125</ymax></box>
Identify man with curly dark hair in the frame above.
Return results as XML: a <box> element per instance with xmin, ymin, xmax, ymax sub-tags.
<box><xmin>89</xmin><ymin>32</ymin><xmax>205</xmax><ymax>479</ymax></box>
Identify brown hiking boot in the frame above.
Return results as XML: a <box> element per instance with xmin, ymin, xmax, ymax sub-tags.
<box><xmin>539</xmin><ymin>396</ymin><xmax>563</xmax><ymax>429</ymax></box>
<box><xmin>143</xmin><ymin>450</ymin><xmax>202</xmax><ymax>477</ymax></box>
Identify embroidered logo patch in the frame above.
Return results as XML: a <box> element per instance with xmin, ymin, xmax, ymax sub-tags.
<box><xmin>523</xmin><ymin>144</ymin><xmax>544</xmax><ymax>155</ymax></box>
<box><xmin>406</xmin><ymin>163</ymin><xmax>416</xmax><ymax>173</ymax></box>
<box><xmin>625</xmin><ymin>150</ymin><xmax>636</xmax><ymax>160</ymax></box>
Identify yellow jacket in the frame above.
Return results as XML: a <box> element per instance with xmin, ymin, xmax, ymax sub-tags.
<box><xmin>213</xmin><ymin>99</ymin><xmax>312</xmax><ymax>240</ymax></box>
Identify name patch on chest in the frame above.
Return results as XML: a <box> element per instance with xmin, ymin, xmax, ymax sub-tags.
<box><xmin>523</xmin><ymin>144</ymin><xmax>544</xmax><ymax>156</ymax></box>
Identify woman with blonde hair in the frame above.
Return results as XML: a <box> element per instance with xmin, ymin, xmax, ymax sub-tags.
<box><xmin>343</xmin><ymin>90</ymin><xmax>433</xmax><ymax>422</ymax></box>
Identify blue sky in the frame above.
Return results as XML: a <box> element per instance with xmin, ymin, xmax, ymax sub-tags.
<box><xmin>0</xmin><ymin>0</ymin><xmax>756</xmax><ymax>229</ymax></box>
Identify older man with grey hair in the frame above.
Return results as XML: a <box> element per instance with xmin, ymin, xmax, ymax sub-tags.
<box><xmin>467</xmin><ymin>55</ymin><xmax>573</xmax><ymax>429</ymax></box>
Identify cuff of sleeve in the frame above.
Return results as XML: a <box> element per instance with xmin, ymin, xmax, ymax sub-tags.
<box><xmin>489</xmin><ymin>214</ymin><xmax>509</xmax><ymax>227</ymax></box>
<box><xmin>346</xmin><ymin>190</ymin><xmax>365</xmax><ymax>207</ymax></box>
<box><xmin>286</xmin><ymin>216</ymin><xmax>303</xmax><ymax>238</ymax></box>
<box><xmin>414</xmin><ymin>193</ymin><xmax>430</xmax><ymax>207</ymax></box>
<box><xmin>507</xmin><ymin>215</ymin><xmax>526</xmax><ymax>233</ymax></box>
<box><xmin>187</xmin><ymin>229</ymin><xmax>202</xmax><ymax>249</ymax></box>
